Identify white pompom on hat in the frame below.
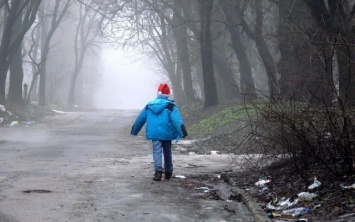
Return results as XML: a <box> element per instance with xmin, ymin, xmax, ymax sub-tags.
<box><xmin>157</xmin><ymin>83</ymin><xmax>171</xmax><ymax>97</ymax></box>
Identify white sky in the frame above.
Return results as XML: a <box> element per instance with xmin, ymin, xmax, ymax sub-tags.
<box><xmin>94</xmin><ymin>48</ymin><xmax>163</xmax><ymax>110</ymax></box>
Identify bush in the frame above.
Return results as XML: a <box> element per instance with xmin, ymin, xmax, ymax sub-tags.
<box><xmin>244</xmin><ymin>98</ymin><xmax>355</xmax><ymax>179</ymax></box>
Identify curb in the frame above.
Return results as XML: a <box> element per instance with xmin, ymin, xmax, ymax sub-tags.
<box><xmin>232</xmin><ymin>187</ymin><xmax>272</xmax><ymax>222</ymax></box>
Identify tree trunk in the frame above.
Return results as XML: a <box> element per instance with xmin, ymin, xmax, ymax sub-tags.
<box><xmin>277</xmin><ymin>0</ymin><xmax>294</xmax><ymax>99</ymax></box>
<box><xmin>38</xmin><ymin>2</ymin><xmax>47</xmax><ymax>106</ymax></box>
<box><xmin>38</xmin><ymin>0</ymin><xmax>70</xmax><ymax>106</ymax></box>
<box><xmin>254</xmin><ymin>0</ymin><xmax>277</xmax><ymax>99</ymax></box>
<box><xmin>219</xmin><ymin>0</ymin><xmax>256</xmax><ymax>100</ymax></box>
<box><xmin>211</xmin><ymin>13</ymin><xmax>240</xmax><ymax>102</ymax></box>
<box><xmin>302</xmin><ymin>0</ymin><xmax>354</xmax><ymax>105</ymax></box>
<box><xmin>212</xmin><ymin>46</ymin><xmax>240</xmax><ymax>101</ymax></box>
<box><xmin>155</xmin><ymin>15</ymin><xmax>185</xmax><ymax>105</ymax></box>
<box><xmin>27</xmin><ymin>23</ymin><xmax>41</xmax><ymax>103</ymax></box>
<box><xmin>68</xmin><ymin>67</ymin><xmax>82</xmax><ymax>106</ymax></box>
<box><xmin>68</xmin><ymin>37</ymin><xmax>87</xmax><ymax>107</ymax></box>
<box><xmin>199</xmin><ymin>0</ymin><xmax>218</xmax><ymax>108</ymax></box>
<box><xmin>0</xmin><ymin>0</ymin><xmax>21</xmax><ymax>103</ymax></box>
<box><xmin>171</xmin><ymin>62</ymin><xmax>185</xmax><ymax>105</ymax></box>
<box><xmin>171</xmin><ymin>1</ymin><xmax>195</xmax><ymax>103</ymax></box>
<box><xmin>8</xmin><ymin>25</ymin><xmax>24</xmax><ymax>103</ymax></box>
<box><xmin>338</xmin><ymin>40</ymin><xmax>355</xmax><ymax>106</ymax></box>
<box><xmin>278</xmin><ymin>0</ymin><xmax>325</xmax><ymax>102</ymax></box>
<box><xmin>0</xmin><ymin>0</ymin><xmax>41</xmax><ymax>104</ymax></box>
<box><xmin>67</xmin><ymin>2</ymin><xmax>99</xmax><ymax>108</ymax></box>
<box><xmin>335</xmin><ymin>10</ymin><xmax>355</xmax><ymax>106</ymax></box>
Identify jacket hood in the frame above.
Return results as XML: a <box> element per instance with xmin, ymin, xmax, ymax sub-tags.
<box><xmin>147</xmin><ymin>96</ymin><xmax>174</xmax><ymax>114</ymax></box>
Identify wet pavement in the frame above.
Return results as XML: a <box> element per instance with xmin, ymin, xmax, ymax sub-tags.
<box><xmin>0</xmin><ymin>110</ymin><xmax>255</xmax><ymax>222</ymax></box>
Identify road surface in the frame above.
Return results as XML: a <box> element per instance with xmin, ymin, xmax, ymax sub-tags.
<box><xmin>0</xmin><ymin>110</ymin><xmax>254</xmax><ymax>222</ymax></box>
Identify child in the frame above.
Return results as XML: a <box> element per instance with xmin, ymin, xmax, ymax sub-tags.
<box><xmin>131</xmin><ymin>83</ymin><xmax>188</xmax><ymax>181</ymax></box>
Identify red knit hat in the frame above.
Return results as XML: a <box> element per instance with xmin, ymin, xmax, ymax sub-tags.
<box><xmin>157</xmin><ymin>83</ymin><xmax>171</xmax><ymax>96</ymax></box>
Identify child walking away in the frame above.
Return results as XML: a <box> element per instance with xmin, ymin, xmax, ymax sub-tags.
<box><xmin>131</xmin><ymin>83</ymin><xmax>188</xmax><ymax>181</ymax></box>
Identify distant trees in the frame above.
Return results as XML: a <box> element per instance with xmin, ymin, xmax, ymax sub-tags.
<box><xmin>234</xmin><ymin>0</ymin><xmax>276</xmax><ymax>99</ymax></box>
<box><xmin>67</xmin><ymin>1</ymin><xmax>100</xmax><ymax>107</ymax></box>
<box><xmin>219</xmin><ymin>0</ymin><xmax>256</xmax><ymax>100</ymax></box>
<box><xmin>145</xmin><ymin>0</ymin><xmax>196</xmax><ymax>104</ymax></box>
<box><xmin>1</xmin><ymin>0</ymin><xmax>355</xmax><ymax>111</ymax></box>
<box><xmin>0</xmin><ymin>0</ymin><xmax>102</xmax><ymax>109</ymax></box>
<box><xmin>37</xmin><ymin>0</ymin><xmax>71</xmax><ymax>106</ymax></box>
<box><xmin>100</xmin><ymin>0</ymin><xmax>352</xmax><ymax>108</ymax></box>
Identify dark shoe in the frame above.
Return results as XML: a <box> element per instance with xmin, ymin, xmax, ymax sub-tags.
<box><xmin>165</xmin><ymin>172</ymin><xmax>172</xmax><ymax>180</ymax></box>
<box><xmin>153</xmin><ymin>171</ymin><xmax>162</xmax><ymax>181</ymax></box>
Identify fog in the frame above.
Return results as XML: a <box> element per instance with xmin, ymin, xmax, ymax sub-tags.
<box><xmin>94</xmin><ymin>48</ymin><xmax>162</xmax><ymax>110</ymax></box>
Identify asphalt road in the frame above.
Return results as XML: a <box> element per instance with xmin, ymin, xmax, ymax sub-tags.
<box><xmin>0</xmin><ymin>110</ymin><xmax>254</xmax><ymax>222</ymax></box>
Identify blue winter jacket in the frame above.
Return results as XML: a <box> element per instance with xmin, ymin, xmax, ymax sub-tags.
<box><xmin>131</xmin><ymin>96</ymin><xmax>187</xmax><ymax>140</ymax></box>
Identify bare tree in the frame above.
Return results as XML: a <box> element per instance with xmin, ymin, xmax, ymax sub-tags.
<box><xmin>168</xmin><ymin>0</ymin><xmax>195</xmax><ymax>103</ymax></box>
<box><xmin>147</xmin><ymin>11</ymin><xmax>185</xmax><ymax>105</ymax></box>
<box><xmin>198</xmin><ymin>0</ymin><xmax>218</xmax><ymax>108</ymax></box>
<box><xmin>302</xmin><ymin>0</ymin><xmax>355</xmax><ymax>106</ymax></box>
<box><xmin>7</xmin><ymin>13</ymin><xmax>24</xmax><ymax>103</ymax></box>
<box><xmin>27</xmin><ymin>20</ymin><xmax>41</xmax><ymax>103</ymax></box>
<box><xmin>0</xmin><ymin>0</ymin><xmax>41</xmax><ymax>104</ymax></box>
<box><xmin>67</xmin><ymin>1</ymin><xmax>99</xmax><ymax>108</ymax></box>
<box><xmin>219</xmin><ymin>0</ymin><xmax>257</xmax><ymax>99</ymax></box>
<box><xmin>36</xmin><ymin>0</ymin><xmax>71</xmax><ymax>106</ymax></box>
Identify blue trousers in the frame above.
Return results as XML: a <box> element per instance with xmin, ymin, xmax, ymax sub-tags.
<box><xmin>152</xmin><ymin>140</ymin><xmax>173</xmax><ymax>173</ymax></box>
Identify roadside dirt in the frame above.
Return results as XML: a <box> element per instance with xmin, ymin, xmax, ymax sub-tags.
<box><xmin>182</xmin><ymin>103</ymin><xmax>355</xmax><ymax>222</ymax></box>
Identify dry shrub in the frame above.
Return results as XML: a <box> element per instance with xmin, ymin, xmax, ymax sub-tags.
<box><xmin>238</xmin><ymin>98</ymin><xmax>355</xmax><ymax>179</ymax></box>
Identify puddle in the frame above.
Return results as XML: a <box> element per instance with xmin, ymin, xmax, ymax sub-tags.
<box><xmin>23</xmin><ymin>190</ymin><xmax>52</xmax><ymax>194</ymax></box>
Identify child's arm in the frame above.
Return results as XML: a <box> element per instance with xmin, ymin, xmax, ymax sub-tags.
<box><xmin>170</xmin><ymin>106</ymin><xmax>188</xmax><ymax>138</ymax></box>
<box><xmin>131</xmin><ymin>107</ymin><xmax>147</xmax><ymax>136</ymax></box>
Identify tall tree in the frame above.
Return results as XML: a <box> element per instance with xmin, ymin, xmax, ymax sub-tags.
<box><xmin>231</xmin><ymin>0</ymin><xmax>277</xmax><ymax>98</ymax></box>
<box><xmin>27</xmin><ymin>20</ymin><xmax>41</xmax><ymax>102</ymax></box>
<box><xmin>142</xmin><ymin>0</ymin><xmax>195</xmax><ymax>104</ymax></box>
<box><xmin>0</xmin><ymin>0</ymin><xmax>41</xmax><ymax>104</ymax></box>
<box><xmin>38</xmin><ymin>0</ymin><xmax>71</xmax><ymax>106</ymax></box>
<box><xmin>170</xmin><ymin>0</ymin><xmax>194</xmax><ymax>103</ymax></box>
<box><xmin>277</xmin><ymin>0</ymin><xmax>334</xmax><ymax>104</ymax></box>
<box><xmin>148</xmin><ymin>14</ymin><xmax>185</xmax><ymax>105</ymax></box>
<box><xmin>67</xmin><ymin>2</ymin><xmax>99</xmax><ymax>108</ymax></box>
<box><xmin>219</xmin><ymin>0</ymin><xmax>257</xmax><ymax>99</ymax></box>
<box><xmin>302</xmin><ymin>0</ymin><xmax>355</xmax><ymax>105</ymax></box>
<box><xmin>7</xmin><ymin>13</ymin><xmax>24</xmax><ymax>103</ymax></box>
<box><xmin>198</xmin><ymin>0</ymin><xmax>218</xmax><ymax>108</ymax></box>
<box><xmin>212</xmin><ymin>43</ymin><xmax>238</xmax><ymax>101</ymax></box>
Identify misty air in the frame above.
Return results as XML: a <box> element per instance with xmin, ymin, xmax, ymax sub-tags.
<box><xmin>0</xmin><ymin>1</ymin><xmax>354</xmax><ymax>222</ymax></box>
